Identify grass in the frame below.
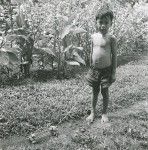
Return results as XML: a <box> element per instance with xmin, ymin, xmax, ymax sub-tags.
<box><xmin>0</xmin><ymin>52</ymin><xmax>148</xmax><ymax>149</ymax></box>
<box><xmin>0</xmin><ymin>67</ymin><xmax>90</xmax><ymax>137</ymax></box>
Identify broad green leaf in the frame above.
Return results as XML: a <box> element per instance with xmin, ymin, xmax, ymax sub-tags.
<box><xmin>66</xmin><ymin>61</ymin><xmax>80</xmax><ymax>66</ymax></box>
<box><xmin>13</xmin><ymin>27</ymin><xmax>25</xmax><ymax>34</ymax></box>
<box><xmin>6</xmin><ymin>34</ymin><xmax>17</xmax><ymax>41</ymax></box>
<box><xmin>8</xmin><ymin>53</ymin><xmax>19</xmax><ymax>63</ymax></box>
<box><xmin>64</xmin><ymin>44</ymin><xmax>73</xmax><ymax>52</ymax></box>
<box><xmin>7</xmin><ymin>29</ymin><xmax>12</xmax><ymax>34</ymax></box>
<box><xmin>0</xmin><ymin>36</ymin><xmax>3</xmax><ymax>44</ymax></box>
<box><xmin>0</xmin><ymin>51</ymin><xmax>9</xmax><ymax>66</ymax></box>
<box><xmin>73</xmin><ymin>46</ymin><xmax>83</xmax><ymax>51</ymax></box>
<box><xmin>0</xmin><ymin>48</ymin><xmax>19</xmax><ymax>66</ymax></box>
<box><xmin>73</xmin><ymin>51</ymin><xmax>85</xmax><ymax>65</ymax></box>
<box><xmin>60</xmin><ymin>25</ymin><xmax>72</xmax><ymax>39</ymax></box>
<box><xmin>17</xmin><ymin>35</ymin><xmax>29</xmax><ymax>41</ymax></box>
<box><xmin>6</xmin><ymin>34</ymin><xmax>28</xmax><ymax>41</ymax></box>
<box><xmin>72</xmin><ymin>27</ymin><xmax>87</xmax><ymax>34</ymax></box>
<box><xmin>15</xmin><ymin>13</ymin><xmax>25</xmax><ymax>27</ymax></box>
<box><xmin>1</xmin><ymin>47</ymin><xmax>21</xmax><ymax>54</ymax></box>
<box><xmin>36</xmin><ymin>47</ymin><xmax>56</xmax><ymax>57</ymax></box>
<box><xmin>0</xmin><ymin>6</ymin><xmax>3</xmax><ymax>11</ymax></box>
<box><xmin>64</xmin><ymin>45</ymin><xmax>83</xmax><ymax>53</ymax></box>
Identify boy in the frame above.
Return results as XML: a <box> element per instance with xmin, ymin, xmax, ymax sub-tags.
<box><xmin>86</xmin><ymin>6</ymin><xmax>117</xmax><ymax>123</ymax></box>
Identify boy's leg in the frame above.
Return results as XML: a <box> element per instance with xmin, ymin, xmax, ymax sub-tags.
<box><xmin>86</xmin><ymin>85</ymin><xmax>100</xmax><ymax>123</ymax></box>
<box><xmin>101</xmin><ymin>87</ymin><xmax>109</xmax><ymax>123</ymax></box>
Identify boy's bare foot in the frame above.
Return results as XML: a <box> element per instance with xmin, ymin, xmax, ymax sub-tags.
<box><xmin>86</xmin><ymin>113</ymin><xmax>95</xmax><ymax>124</ymax></box>
<box><xmin>101</xmin><ymin>114</ymin><xmax>109</xmax><ymax>123</ymax></box>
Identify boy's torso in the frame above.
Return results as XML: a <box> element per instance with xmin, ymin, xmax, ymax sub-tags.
<box><xmin>91</xmin><ymin>32</ymin><xmax>112</xmax><ymax>69</ymax></box>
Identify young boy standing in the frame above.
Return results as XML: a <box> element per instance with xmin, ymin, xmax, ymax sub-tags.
<box><xmin>86</xmin><ymin>6</ymin><xmax>117</xmax><ymax>123</ymax></box>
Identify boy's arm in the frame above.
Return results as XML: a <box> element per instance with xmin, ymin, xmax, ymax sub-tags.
<box><xmin>111</xmin><ymin>37</ymin><xmax>117</xmax><ymax>81</ymax></box>
<box><xmin>90</xmin><ymin>40</ymin><xmax>93</xmax><ymax>67</ymax></box>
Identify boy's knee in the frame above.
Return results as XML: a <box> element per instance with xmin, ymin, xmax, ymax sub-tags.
<box><xmin>93</xmin><ymin>84</ymin><xmax>100</xmax><ymax>90</ymax></box>
<box><xmin>92</xmin><ymin>85</ymin><xmax>100</xmax><ymax>94</ymax></box>
<box><xmin>101</xmin><ymin>87</ymin><xmax>109</xmax><ymax>96</ymax></box>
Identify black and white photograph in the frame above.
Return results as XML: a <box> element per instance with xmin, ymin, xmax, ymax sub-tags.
<box><xmin>0</xmin><ymin>0</ymin><xmax>148</xmax><ymax>149</ymax></box>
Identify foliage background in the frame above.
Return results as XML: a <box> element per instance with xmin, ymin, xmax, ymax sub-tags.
<box><xmin>1</xmin><ymin>0</ymin><xmax>148</xmax><ymax>79</ymax></box>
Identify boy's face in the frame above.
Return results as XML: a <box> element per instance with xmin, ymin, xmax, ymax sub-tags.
<box><xmin>96</xmin><ymin>16</ymin><xmax>112</xmax><ymax>34</ymax></box>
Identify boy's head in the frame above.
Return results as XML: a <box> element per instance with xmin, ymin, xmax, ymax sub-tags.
<box><xmin>95</xmin><ymin>6</ymin><xmax>114</xmax><ymax>22</ymax></box>
<box><xmin>95</xmin><ymin>5</ymin><xmax>114</xmax><ymax>34</ymax></box>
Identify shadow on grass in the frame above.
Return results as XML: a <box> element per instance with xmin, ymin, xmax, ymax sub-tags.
<box><xmin>30</xmin><ymin>69</ymin><xmax>57</xmax><ymax>82</ymax></box>
<box><xmin>0</xmin><ymin>69</ymin><xmax>57</xmax><ymax>87</ymax></box>
<box><xmin>30</xmin><ymin>66</ymin><xmax>85</xmax><ymax>82</ymax></box>
<box><xmin>0</xmin><ymin>52</ymin><xmax>146</xmax><ymax>87</ymax></box>
<box><xmin>0</xmin><ymin>67</ymin><xmax>85</xmax><ymax>87</ymax></box>
<box><xmin>117</xmin><ymin>53</ymin><xmax>142</xmax><ymax>67</ymax></box>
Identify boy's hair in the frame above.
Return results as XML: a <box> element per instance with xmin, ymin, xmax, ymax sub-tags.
<box><xmin>96</xmin><ymin>4</ymin><xmax>114</xmax><ymax>22</ymax></box>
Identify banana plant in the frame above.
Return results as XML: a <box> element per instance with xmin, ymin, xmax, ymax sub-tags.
<box><xmin>0</xmin><ymin>2</ymin><xmax>21</xmax><ymax>79</ymax></box>
<box><xmin>52</xmin><ymin>11</ymin><xmax>87</xmax><ymax>78</ymax></box>
<box><xmin>58</xmin><ymin>16</ymin><xmax>86</xmax><ymax>77</ymax></box>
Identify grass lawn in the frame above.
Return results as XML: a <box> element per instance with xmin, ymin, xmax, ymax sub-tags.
<box><xmin>0</xmin><ymin>52</ymin><xmax>148</xmax><ymax>149</ymax></box>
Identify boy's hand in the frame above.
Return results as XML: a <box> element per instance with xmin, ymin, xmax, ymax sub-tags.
<box><xmin>110</xmin><ymin>74</ymin><xmax>116</xmax><ymax>83</ymax></box>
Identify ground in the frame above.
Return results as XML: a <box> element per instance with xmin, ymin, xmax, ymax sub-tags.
<box><xmin>0</xmin><ymin>51</ymin><xmax>148</xmax><ymax>150</ymax></box>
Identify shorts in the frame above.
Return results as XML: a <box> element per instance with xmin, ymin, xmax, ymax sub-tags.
<box><xmin>86</xmin><ymin>66</ymin><xmax>112</xmax><ymax>89</ymax></box>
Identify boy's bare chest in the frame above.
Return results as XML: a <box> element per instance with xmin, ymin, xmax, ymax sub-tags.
<box><xmin>92</xmin><ymin>34</ymin><xmax>111</xmax><ymax>48</ymax></box>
